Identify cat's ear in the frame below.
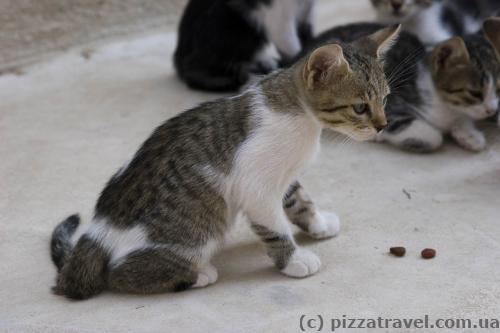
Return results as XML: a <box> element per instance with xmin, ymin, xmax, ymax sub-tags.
<box><xmin>352</xmin><ymin>24</ymin><xmax>401</xmax><ymax>60</ymax></box>
<box><xmin>303</xmin><ymin>44</ymin><xmax>351</xmax><ymax>89</ymax></box>
<box><xmin>483</xmin><ymin>17</ymin><xmax>500</xmax><ymax>61</ymax></box>
<box><xmin>431</xmin><ymin>37</ymin><xmax>470</xmax><ymax>75</ymax></box>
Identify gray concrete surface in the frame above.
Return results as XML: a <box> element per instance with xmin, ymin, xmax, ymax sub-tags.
<box><xmin>0</xmin><ymin>0</ymin><xmax>187</xmax><ymax>72</ymax></box>
<box><xmin>1</xmin><ymin>1</ymin><xmax>499</xmax><ymax>332</ymax></box>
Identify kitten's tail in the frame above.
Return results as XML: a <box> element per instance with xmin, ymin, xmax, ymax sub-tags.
<box><xmin>50</xmin><ymin>214</ymin><xmax>80</xmax><ymax>271</ymax></box>
<box><xmin>50</xmin><ymin>215</ymin><xmax>109</xmax><ymax>300</ymax></box>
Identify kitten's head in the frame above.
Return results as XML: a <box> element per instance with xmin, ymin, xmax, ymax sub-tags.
<box><xmin>431</xmin><ymin>18</ymin><xmax>500</xmax><ymax>120</ymax></box>
<box><xmin>300</xmin><ymin>25</ymin><xmax>401</xmax><ymax>141</ymax></box>
<box><xmin>370</xmin><ymin>0</ymin><xmax>435</xmax><ymax>23</ymax></box>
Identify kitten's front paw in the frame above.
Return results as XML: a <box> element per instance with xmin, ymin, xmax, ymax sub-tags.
<box><xmin>453</xmin><ymin>130</ymin><xmax>486</xmax><ymax>152</ymax></box>
<box><xmin>193</xmin><ymin>264</ymin><xmax>218</xmax><ymax>288</ymax></box>
<box><xmin>307</xmin><ymin>211</ymin><xmax>341</xmax><ymax>239</ymax></box>
<box><xmin>281</xmin><ymin>248</ymin><xmax>321</xmax><ymax>278</ymax></box>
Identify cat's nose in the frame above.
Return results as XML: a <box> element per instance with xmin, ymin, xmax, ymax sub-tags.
<box><xmin>391</xmin><ymin>0</ymin><xmax>403</xmax><ymax>12</ymax></box>
<box><xmin>486</xmin><ymin>108</ymin><xmax>498</xmax><ymax>116</ymax></box>
<box><xmin>375</xmin><ymin>124</ymin><xmax>387</xmax><ymax>133</ymax></box>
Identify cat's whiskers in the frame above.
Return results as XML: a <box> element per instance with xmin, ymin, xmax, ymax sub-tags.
<box><xmin>335</xmin><ymin>135</ymin><xmax>354</xmax><ymax>154</ymax></box>
<box><xmin>387</xmin><ymin>47</ymin><xmax>425</xmax><ymax>86</ymax></box>
<box><xmin>389</xmin><ymin>74</ymin><xmax>418</xmax><ymax>94</ymax></box>
<box><xmin>387</xmin><ymin>46</ymin><xmax>425</xmax><ymax>78</ymax></box>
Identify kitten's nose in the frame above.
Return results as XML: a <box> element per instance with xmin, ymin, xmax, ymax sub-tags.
<box><xmin>391</xmin><ymin>0</ymin><xmax>403</xmax><ymax>12</ymax></box>
<box><xmin>486</xmin><ymin>108</ymin><xmax>498</xmax><ymax>116</ymax></box>
<box><xmin>375</xmin><ymin>124</ymin><xmax>387</xmax><ymax>133</ymax></box>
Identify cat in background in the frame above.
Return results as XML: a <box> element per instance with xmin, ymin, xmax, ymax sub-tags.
<box><xmin>174</xmin><ymin>0</ymin><xmax>315</xmax><ymax>92</ymax></box>
<box><xmin>50</xmin><ymin>26</ymin><xmax>400</xmax><ymax>299</ymax></box>
<box><xmin>380</xmin><ymin>19</ymin><xmax>500</xmax><ymax>152</ymax></box>
<box><xmin>370</xmin><ymin>0</ymin><xmax>500</xmax><ymax>45</ymax></box>
<box><xmin>303</xmin><ymin>18</ymin><xmax>500</xmax><ymax>152</ymax></box>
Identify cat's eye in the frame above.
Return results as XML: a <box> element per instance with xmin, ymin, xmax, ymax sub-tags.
<box><xmin>353</xmin><ymin>103</ymin><xmax>370</xmax><ymax>115</ymax></box>
<box><xmin>469</xmin><ymin>91</ymin><xmax>483</xmax><ymax>99</ymax></box>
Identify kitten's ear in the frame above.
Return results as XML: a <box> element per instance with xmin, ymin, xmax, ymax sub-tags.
<box><xmin>303</xmin><ymin>44</ymin><xmax>351</xmax><ymax>89</ymax></box>
<box><xmin>431</xmin><ymin>37</ymin><xmax>470</xmax><ymax>74</ymax></box>
<box><xmin>352</xmin><ymin>24</ymin><xmax>401</xmax><ymax>60</ymax></box>
<box><xmin>483</xmin><ymin>17</ymin><xmax>500</xmax><ymax>61</ymax></box>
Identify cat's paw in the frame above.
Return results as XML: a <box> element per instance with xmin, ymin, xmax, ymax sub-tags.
<box><xmin>281</xmin><ymin>248</ymin><xmax>321</xmax><ymax>278</ymax></box>
<box><xmin>452</xmin><ymin>128</ymin><xmax>487</xmax><ymax>152</ymax></box>
<box><xmin>458</xmin><ymin>134</ymin><xmax>486</xmax><ymax>152</ymax></box>
<box><xmin>193</xmin><ymin>264</ymin><xmax>218</xmax><ymax>288</ymax></box>
<box><xmin>307</xmin><ymin>211</ymin><xmax>341</xmax><ymax>239</ymax></box>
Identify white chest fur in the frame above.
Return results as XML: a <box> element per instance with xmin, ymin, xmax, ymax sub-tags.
<box><xmin>225</xmin><ymin>95</ymin><xmax>321</xmax><ymax>211</ymax></box>
<box><xmin>406</xmin><ymin>2</ymin><xmax>452</xmax><ymax>45</ymax></box>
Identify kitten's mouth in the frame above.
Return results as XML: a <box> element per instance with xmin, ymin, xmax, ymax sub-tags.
<box><xmin>460</xmin><ymin>106</ymin><xmax>498</xmax><ymax>120</ymax></box>
<box><xmin>389</xmin><ymin>8</ymin><xmax>409</xmax><ymax>18</ymax></box>
<box><xmin>335</xmin><ymin>129</ymin><xmax>377</xmax><ymax>142</ymax></box>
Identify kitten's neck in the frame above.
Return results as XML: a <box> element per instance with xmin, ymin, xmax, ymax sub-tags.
<box><xmin>257</xmin><ymin>62</ymin><xmax>314</xmax><ymax>118</ymax></box>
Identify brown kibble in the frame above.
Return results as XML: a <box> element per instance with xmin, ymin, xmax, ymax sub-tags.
<box><xmin>421</xmin><ymin>248</ymin><xmax>436</xmax><ymax>259</ymax></box>
<box><xmin>389</xmin><ymin>246</ymin><xmax>406</xmax><ymax>257</ymax></box>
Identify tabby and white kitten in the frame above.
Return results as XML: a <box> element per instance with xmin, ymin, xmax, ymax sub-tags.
<box><xmin>50</xmin><ymin>26</ymin><xmax>400</xmax><ymax>299</ymax></box>
<box><xmin>306</xmin><ymin>19</ymin><xmax>500</xmax><ymax>152</ymax></box>
<box><xmin>370</xmin><ymin>0</ymin><xmax>500</xmax><ymax>45</ymax></box>
<box><xmin>383</xmin><ymin>18</ymin><xmax>500</xmax><ymax>152</ymax></box>
<box><xmin>174</xmin><ymin>0</ymin><xmax>315</xmax><ymax>92</ymax></box>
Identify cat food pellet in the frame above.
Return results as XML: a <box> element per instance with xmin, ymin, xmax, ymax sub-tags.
<box><xmin>389</xmin><ymin>247</ymin><xmax>406</xmax><ymax>257</ymax></box>
<box><xmin>421</xmin><ymin>248</ymin><xmax>436</xmax><ymax>259</ymax></box>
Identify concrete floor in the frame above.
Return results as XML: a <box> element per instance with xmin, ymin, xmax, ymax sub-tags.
<box><xmin>1</xmin><ymin>1</ymin><xmax>499</xmax><ymax>332</ymax></box>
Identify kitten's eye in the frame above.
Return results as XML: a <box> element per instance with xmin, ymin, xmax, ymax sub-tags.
<box><xmin>469</xmin><ymin>91</ymin><xmax>483</xmax><ymax>100</ymax></box>
<box><xmin>353</xmin><ymin>103</ymin><xmax>370</xmax><ymax>115</ymax></box>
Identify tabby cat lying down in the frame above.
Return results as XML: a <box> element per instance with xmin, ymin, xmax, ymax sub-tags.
<box><xmin>50</xmin><ymin>26</ymin><xmax>400</xmax><ymax>299</ymax></box>
<box><xmin>304</xmin><ymin>19</ymin><xmax>500</xmax><ymax>152</ymax></box>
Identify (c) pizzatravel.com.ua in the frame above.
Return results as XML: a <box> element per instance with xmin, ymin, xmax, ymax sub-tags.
<box><xmin>299</xmin><ymin>314</ymin><xmax>500</xmax><ymax>331</ymax></box>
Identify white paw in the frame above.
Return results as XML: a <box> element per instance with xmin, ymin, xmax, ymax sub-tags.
<box><xmin>454</xmin><ymin>131</ymin><xmax>486</xmax><ymax>152</ymax></box>
<box><xmin>193</xmin><ymin>264</ymin><xmax>218</xmax><ymax>288</ymax></box>
<box><xmin>462</xmin><ymin>135</ymin><xmax>486</xmax><ymax>152</ymax></box>
<box><xmin>281</xmin><ymin>248</ymin><xmax>321</xmax><ymax>278</ymax></box>
<box><xmin>308</xmin><ymin>211</ymin><xmax>341</xmax><ymax>239</ymax></box>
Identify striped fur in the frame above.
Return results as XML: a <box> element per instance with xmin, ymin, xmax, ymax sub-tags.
<box><xmin>50</xmin><ymin>27</ymin><xmax>397</xmax><ymax>299</ymax></box>
<box><xmin>305</xmin><ymin>21</ymin><xmax>500</xmax><ymax>153</ymax></box>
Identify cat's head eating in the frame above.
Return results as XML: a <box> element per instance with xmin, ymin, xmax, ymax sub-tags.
<box><xmin>370</xmin><ymin>0</ymin><xmax>434</xmax><ymax>23</ymax></box>
<box><xmin>300</xmin><ymin>25</ymin><xmax>401</xmax><ymax>141</ymax></box>
<box><xmin>430</xmin><ymin>18</ymin><xmax>500</xmax><ymax>120</ymax></box>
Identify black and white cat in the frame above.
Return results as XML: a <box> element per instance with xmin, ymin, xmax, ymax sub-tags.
<box><xmin>370</xmin><ymin>0</ymin><xmax>500</xmax><ymax>45</ymax></box>
<box><xmin>174</xmin><ymin>0</ymin><xmax>315</xmax><ymax>92</ymax></box>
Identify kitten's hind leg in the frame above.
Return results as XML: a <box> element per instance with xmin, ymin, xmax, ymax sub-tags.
<box><xmin>283</xmin><ymin>182</ymin><xmax>340</xmax><ymax>239</ymax></box>
<box><xmin>107</xmin><ymin>247</ymin><xmax>199</xmax><ymax>294</ymax></box>
<box><xmin>245</xmin><ymin>204</ymin><xmax>321</xmax><ymax>278</ymax></box>
<box><xmin>192</xmin><ymin>263</ymin><xmax>218</xmax><ymax>289</ymax></box>
<box><xmin>379</xmin><ymin>118</ymin><xmax>443</xmax><ymax>153</ymax></box>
